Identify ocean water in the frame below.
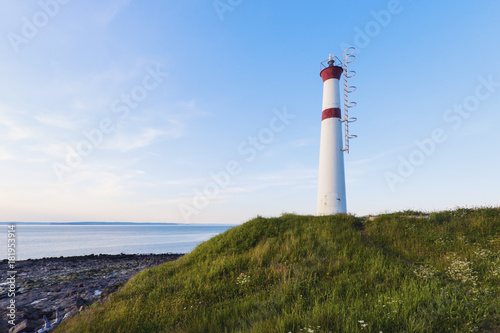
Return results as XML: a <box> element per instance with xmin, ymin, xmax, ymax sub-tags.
<box><xmin>1</xmin><ymin>224</ymin><xmax>234</xmax><ymax>260</ymax></box>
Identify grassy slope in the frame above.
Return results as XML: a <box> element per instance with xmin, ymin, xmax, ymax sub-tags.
<box><xmin>57</xmin><ymin>208</ymin><xmax>500</xmax><ymax>332</ymax></box>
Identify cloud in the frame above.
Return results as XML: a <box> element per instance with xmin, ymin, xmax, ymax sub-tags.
<box><xmin>5</xmin><ymin>123</ymin><xmax>33</xmax><ymax>140</ymax></box>
<box><xmin>30</xmin><ymin>142</ymin><xmax>70</xmax><ymax>159</ymax></box>
<box><xmin>53</xmin><ymin>163</ymin><xmax>141</xmax><ymax>198</ymax></box>
<box><xmin>35</xmin><ymin>113</ymin><xmax>78</xmax><ymax>129</ymax></box>
<box><xmin>162</xmin><ymin>119</ymin><xmax>186</xmax><ymax>139</ymax></box>
<box><xmin>93</xmin><ymin>0</ymin><xmax>132</xmax><ymax>27</ymax></box>
<box><xmin>162</xmin><ymin>177</ymin><xmax>212</xmax><ymax>187</ymax></box>
<box><xmin>102</xmin><ymin>128</ymin><xmax>166</xmax><ymax>152</ymax></box>
<box><xmin>0</xmin><ymin>107</ymin><xmax>36</xmax><ymax>141</ymax></box>
<box><xmin>0</xmin><ymin>146</ymin><xmax>14</xmax><ymax>160</ymax></box>
<box><xmin>175</xmin><ymin>99</ymin><xmax>210</xmax><ymax>118</ymax></box>
<box><xmin>289</xmin><ymin>138</ymin><xmax>312</xmax><ymax>148</ymax></box>
<box><xmin>350</xmin><ymin>145</ymin><xmax>415</xmax><ymax>167</ymax></box>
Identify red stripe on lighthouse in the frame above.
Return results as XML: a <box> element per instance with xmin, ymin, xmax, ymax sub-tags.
<box><xmin>322</xmin><ymin>108</ymin><xmax>341</xmax><ymax>120</ymax></box>
<box><xmin>320</xmin><ymin>66</ymin><xmax>343</xmax><ymax>82</ymax></box>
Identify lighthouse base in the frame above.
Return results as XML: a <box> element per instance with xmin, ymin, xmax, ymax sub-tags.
<box><xmin>317</xmin><ymin>191</ymin><xmax>346</xmax><ymax>215</ymax></box>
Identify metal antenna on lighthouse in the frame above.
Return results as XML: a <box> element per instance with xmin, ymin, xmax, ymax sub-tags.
<box><xmin>341</xmin><ymin>47</ymin><xmax>357</xmax><ymax>153</ymax></box>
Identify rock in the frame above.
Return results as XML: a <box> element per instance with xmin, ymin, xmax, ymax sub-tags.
<box><xmin>52</xmin><ymin>309</ymin><xmax>62</xmax><ymax>326</ymax></box>
<box><xmin>44</xmin><ymin>310</ymin><xmax>54</xmax><ymax>320</ymax></box>
<box><xmin>99</xmin><ymin>281</ymin><xmax>125</xmax><ymax>303</ymax></box>
<box><xmin>75</xmin><ymin>296</ymin><xmax>88</xmax><ymax>308</ymax></box>
<box><xmin>25</xmin><ymin>320</ymin><xmax>43</xmax><ymax>333</ymax></box>
<box><xmin>21</xmin><ymin>307</ymin><xmax>43</xmax><ymax>320</ymax></box>
<box><xmin>66</xmin><ymin>290</ymin><xmax>77</xmax><ymax>296</ymax></box>
<box><xmin>8</xmin><ymin>320</ymin><xmax>27</xmax><ymax>333</ymax></box>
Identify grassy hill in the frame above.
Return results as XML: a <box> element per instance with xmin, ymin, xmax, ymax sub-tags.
<box><xmin>57</xmin><ymin>208</ymin><xmax>500</xmax><ymax>332</ymax></box>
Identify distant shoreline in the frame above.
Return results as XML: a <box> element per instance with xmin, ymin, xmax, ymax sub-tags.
<box><xmin>1</xmin><ymin>252</ymin><xmax>185</xmax><ymax>262</ymax></box>
<box><xmin>0</xmin><ymin>222</ymin><xmax>236</xmax><ymax>226</ymax></box>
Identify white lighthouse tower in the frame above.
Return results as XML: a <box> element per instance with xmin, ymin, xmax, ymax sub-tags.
<box><xmin>317</xmin><ymin>49</ymin><xmax>357</xmax><ymax>215</ymax></box>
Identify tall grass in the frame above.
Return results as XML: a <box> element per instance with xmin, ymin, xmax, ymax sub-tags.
<box><xmin>57</xmin><ymin>208</ymin><xmax>500</xmax><ymax>332</ymax></box>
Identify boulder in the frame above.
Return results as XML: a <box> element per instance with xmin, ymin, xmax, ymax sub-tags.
<box><xmin>8</xmin><ymin>320</ymin><xmax>27</xmax><ymax>333</ymax></box>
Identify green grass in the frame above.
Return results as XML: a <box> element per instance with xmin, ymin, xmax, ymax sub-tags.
<box><xmin>56</xmin><ymin>207</ymin><xmax>500</xmax><ymax>332</ymax></box>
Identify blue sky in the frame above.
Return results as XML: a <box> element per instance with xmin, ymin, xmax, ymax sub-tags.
<box><xmin>0</xmin><ymin>0</ymin><xmax>499</xmax><ymax>223</ymax></box>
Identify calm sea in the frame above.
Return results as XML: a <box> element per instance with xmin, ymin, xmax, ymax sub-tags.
<box><xmin>1</xmin><ymin>224</ymin><xmax>234</xmax><ymax>260</ymax></box>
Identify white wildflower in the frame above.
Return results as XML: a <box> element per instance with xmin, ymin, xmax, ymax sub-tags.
<box><xmin>474</xmin><ymin>248</ymin><xmax>492</xmax><ymax>259</ymax></box>
<box><xmin>236</xmin><ymin>273</ymin><xmax>250</xmax><ymax>285</ymax></box>
<box><xmin>446</xmin><ymin>254</ymin><xmax>478</xmax><ymax>285</ymax></box>
<box><xmin>413</xmin><ymin>265</ymin><xmax>437</xmax><ymax>280</ymax></box>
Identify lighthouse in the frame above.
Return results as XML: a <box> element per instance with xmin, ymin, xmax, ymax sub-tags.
<box><xmin>317</xmin><ymin>50</ymin><xmax>356</xmax><ymax>215</ymax></box>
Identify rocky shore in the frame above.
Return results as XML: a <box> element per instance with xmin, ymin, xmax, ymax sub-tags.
<box><xmin>1</xmin><ymin>253</ymin><xmax>183</xmax><ymax>333</ymax></box>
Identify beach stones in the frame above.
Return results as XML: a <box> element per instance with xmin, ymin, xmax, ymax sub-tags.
<box><xmin>0</xmin><ymin>253</ymin><xmax>182</xmax><ymax>333</ymax></box>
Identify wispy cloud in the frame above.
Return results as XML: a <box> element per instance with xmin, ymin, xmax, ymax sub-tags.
<box><xmin>350</xmin><ymin>145</ymin><xmax>415</xmax><ymax>166</ymax></box>
<box><xmin>162</xmin><ymin>177</ymin><xmax>212</xmax><ymax>187</ymax></box>
<box><xmin>54</xmin><ymin>163</ymin><xmax>144</xmax><ymax>197</ymax></box>
<box><xmin>162</xmin><ymin>119</ymin><xmax>187</xmax><ymax>138</ymax></box>
<box><xmin>0</xmin><ymin>107</ymin><xmax>36</xmax><ymax>141</ymax></box>
<box><xmin>226</xmin><ymin>167</ymin><xmax>317</xmax><ymax>196</ymax></box>
<box><xmin>102</xmin><ymin>128</ymin><xmax>166</xmax><ymax>152</ymax></box>
<box><xmin>175</xmin><ymin>99</ymin><xmax>210</xmax><ymax>118</ymax></box>
<box><xmin>0</xmin><ymin>146</ymin><xmax>14</xmax><ymax>160</ymax></box>
<box><xmin>35</xmin><ymin>113</ymin><xmax>78</xmax><ymax>129</ymax></box>
<box><xmin>93</xmin><ymin>0</ymin><xmax>132</xmax><ymax>27</ymax></box>
<box><xmin>30</xmin><ymin>142</ymin><xmax>69</xmax><ymax>159</ymax></box>
<box><xmin>289</xmin><ymin>138</ymin><xmax>313</xmax><ymax>148</ymax></box>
